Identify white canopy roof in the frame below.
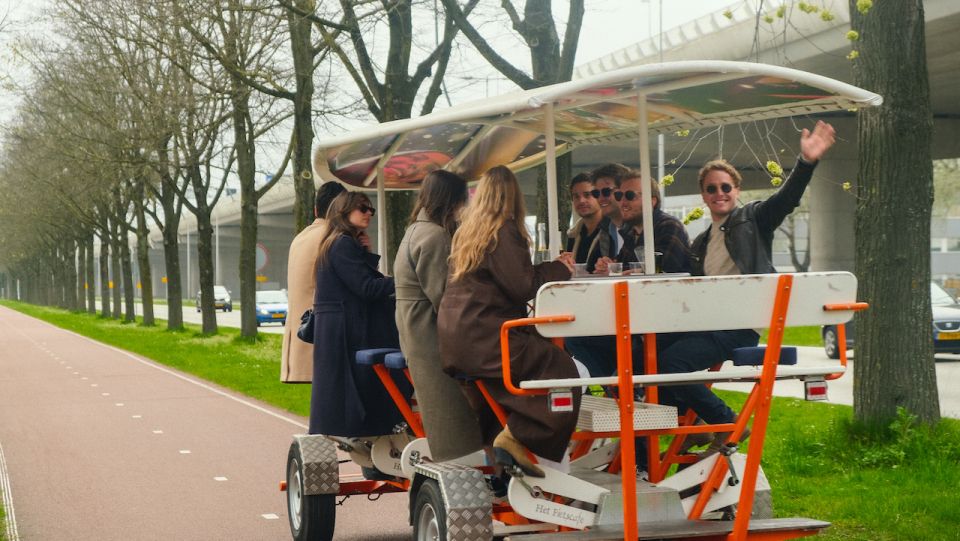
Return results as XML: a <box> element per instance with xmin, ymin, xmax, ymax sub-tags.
<box><xmin>315</xmin><ymin>60</ymin><xmax>881</xmax><ymax>190</ymax></box>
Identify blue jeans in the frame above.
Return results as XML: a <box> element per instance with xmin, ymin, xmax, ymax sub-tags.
<box><xmin>656</xmin><ymin>329</ymin><xmax>759</xmax><ymax>425</ymax></box>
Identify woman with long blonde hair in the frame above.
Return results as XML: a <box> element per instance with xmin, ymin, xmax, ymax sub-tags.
<box><xmin>438</xmin><ymin>165</ymin><xmax>578</xmax><ymax>477</ymax></box>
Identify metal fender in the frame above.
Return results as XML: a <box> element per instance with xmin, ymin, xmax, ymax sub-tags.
<box><xmin>413</xmin><ymin>462</ymin><xmax>493</xmax><ymax>540</ymax></box>
<box><xmin>292</xmin><ymin>434</ymin><xmax>339</xmax><ymax>496</ymax></box>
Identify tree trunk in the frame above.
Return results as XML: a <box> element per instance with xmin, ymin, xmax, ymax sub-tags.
<box><xmin>110</xmin><ymin>219</ymin><xmax>123</xmax><ymax>320</ymax></box>
<box><xmin>195</xmin><ymin>210</ymin><xmax>219</xmax><ymax>334</ymax></box>
<box><xmin>63</xmin><ymin>241</ymin><xmax>78</xmax><ymax>311</ymax></box>
<box><xmin>134</xmin><ymin>194</ymin><xmax>155</xmax><ymax>326</ymax></box>
<box><xmin>535</xmin><ymin>153</ymin><xmax>572</xmax><ymax>244</ymax></box>
<box><xmin>85</xmin><ymin>234</ymin><xmax>96</xmax><ymax>314</ymax></box>
<box><xmin>850</xmin><ymin>0</ymin><xmax>939</xmax><ymax>424</ymax></box>
<box><xmin>76</xmin><ymin>240</ymin><xmax>86</xmax><ymax>311</ymax></box>
<box><xmin>119</xmin><ymin>229</ymin><xmax>136</xmax><ymax>323</ymax></box>
<box><xmin>233</xmin><ymin>91</ymin><xmax>260</xmax><ymax>338</ymax></box>
<box><xmin>98</xmin><ymin>235</ymin><xmax>111</xmax><ymax>318</ymax></box>
<box><xmin>288</xmin><ymin>1</ymin><xmax>316</xmax><ymax>234</ymax></box>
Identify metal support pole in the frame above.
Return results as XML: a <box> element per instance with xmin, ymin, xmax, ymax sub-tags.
<box><xmin>376</xmin><ymin>166</ymin><xmax>388</xmax><ymax>274</ymax></box>
<box><xmin>657</xmin><ymin>133</ymin><xmax>665</xmax><ymax>197</ymax></box>
<box><xmin>637</xmin><ymin>96</ymin><xmax>655</xmax><ymax>274</ymax></box>
<box><xmin>544</xmin><ymin>103</ymin><xmax>560</xmax><ymax>259</ymax></box>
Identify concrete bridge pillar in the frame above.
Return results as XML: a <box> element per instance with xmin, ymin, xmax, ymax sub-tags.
<box><xmin>808</xmin><ymin>157</ymin><xmax>859</xmax><ymax>272</ymax></box>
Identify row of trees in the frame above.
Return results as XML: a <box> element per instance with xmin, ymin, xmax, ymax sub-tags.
<box><xmin>0</xmin><ymin>0</ymin><xmax>942</xmax><ymax>427</ymax></box>
<box><xmin>0</xmin><ymin>0</ymin><xmax>583</xmax><ymax>337</ymax></box>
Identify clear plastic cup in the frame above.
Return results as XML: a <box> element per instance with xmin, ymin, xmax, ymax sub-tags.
<box><xmin>628</xmin><ymin>262</ymin><xmax>644</xmax><ymax>274</ymax></box>
<box><xmin>573</xmin><ymin>263</ymin><xmax>588</xmax><ymax>277</ymax></box>
<box><xmin>608</xmin><ymin>262</ymin><xmax>623</xmax><ymax>276</ymax></box>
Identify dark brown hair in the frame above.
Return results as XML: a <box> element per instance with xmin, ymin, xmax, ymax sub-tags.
<box><xmin>590</xmin><ymin>163</ymin><xmax>631</xmax><ymax>187</ymax></box>
<box><xmin>409</xmin><ymin>170</ymin><xmax>468</xmax><ymax>235</ymax></box>
<box><xmin>317</xmin><ymin>192</ymin><xmax>372</xmax><ymax>264</ymax></box>
<box><xmin>620</xmin><ymin>170</ymin><xmax>662</xmax><ymax>210</ymax></box>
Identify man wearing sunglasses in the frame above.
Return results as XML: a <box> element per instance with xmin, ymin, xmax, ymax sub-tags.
<box><xmin>607</xmin><ymin>172</ymin><xmax>691</xmax><ymax>274</ymax></box>
<box><xmin>590</xmin><ymin>162</ymin><xmax>630</xmax><ymax>228</ymax></box>
<box><xmin>565</xmin><ymin>172</ymin><xmax>621</xmax><ymax>273</ymax></box>
<box><xmin>656</xmin><ymin>120</ymin><xmax>837</xmax><ymax>455</ymax></box>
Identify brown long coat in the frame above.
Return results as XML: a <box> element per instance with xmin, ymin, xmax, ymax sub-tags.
<box><xmin>394</xmin><ymin>211</ymin><xmax>484</xmax><ymax>460</ymax></box>
<box><xmin>438</xmin><ymin>221</ymin><xmax>580</xmax><ymax>461</ymax></box>
<box><xmin>281</xmin><ymin>218</ymin><xmax>326</xmax><ymax>383</ymax></box>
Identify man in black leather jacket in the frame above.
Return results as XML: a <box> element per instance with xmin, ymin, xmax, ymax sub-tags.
<box><xmin>658</xmin><ymin>120</ymin><xmax>837</xmax><ymax>453</ymax></box>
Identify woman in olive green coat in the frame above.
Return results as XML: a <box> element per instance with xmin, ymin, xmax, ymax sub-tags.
<box><xmin>395</xmin><ymin>170</ymin><xmax>484</xmax><ymax>461</ymax></box>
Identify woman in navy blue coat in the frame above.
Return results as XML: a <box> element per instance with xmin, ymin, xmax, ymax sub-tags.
<box><xmin>309</xmin><ymin>192</ymin><xmax>405</xmax><ymax>437</ymax></box>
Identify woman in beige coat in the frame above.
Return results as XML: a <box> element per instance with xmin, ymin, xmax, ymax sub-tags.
<box><xmin>394</xmin><ymin>170</ymin><xmax>484</xmax><ymax>461</ymax></box>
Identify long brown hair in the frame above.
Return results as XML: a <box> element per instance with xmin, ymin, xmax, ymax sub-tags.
<box><xmin>449</xmin><ymin>165</ymin><xmax>528</xmax><ymax>281</ymax></box>
<box><xmin>316</xmin><ymin>192</ymin><xmax>372</xmax><ymax>265</ymax></box>
<box><xmin>409</xmin><ymin>170</ymin><xmax>468</xmax><ymax>235</ymax></box>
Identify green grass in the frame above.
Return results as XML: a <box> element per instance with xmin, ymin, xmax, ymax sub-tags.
<box><xmin>761</xmin><ymin>325</ymin><xmax>823</xmax><ymax>347</ymax></box>
<box><xmin>4</xmin><ymin>300</ymin><xmax>960</xmax><ymax>539</ymax></box>
<box><xmin>0</xmin><ymin>498</ymin><xmax>6</xmax><ymax>541</ymax></box>
<box><xmin>0</xmin><ymin>300</ymin><xmax>310</xmax><ymax>417</ymax></box>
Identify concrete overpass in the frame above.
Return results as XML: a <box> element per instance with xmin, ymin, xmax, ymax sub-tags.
<box><xmin>141</xmin><ymin>0</ymin><xmax>960</xmax><ymax>299</ymax></box>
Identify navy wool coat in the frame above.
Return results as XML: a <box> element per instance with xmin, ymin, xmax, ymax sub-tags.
<box><xmin>309</xmin><ymin>234</ymin><xmax>408</xmax><ymax>436</ymax></box>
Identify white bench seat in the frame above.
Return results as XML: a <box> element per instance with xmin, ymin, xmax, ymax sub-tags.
<box><xmin>521</xmin><ymin>365</ymin><xmax>845</xmax><ymax>391</ymax></box>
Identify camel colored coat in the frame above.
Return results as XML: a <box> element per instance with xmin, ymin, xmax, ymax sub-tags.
<box><xmin>281</xmin><ymin>219</ymin><xmax>326</xmax><ymax>383</ymax></box>
<box><xmin>394</xmin><ymin>211</ymin><xmax>484</xmax><ymax>460</ymax></box>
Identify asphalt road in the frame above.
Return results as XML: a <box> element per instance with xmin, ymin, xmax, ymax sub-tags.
<box><xmin>714</xmin><ymin>347</ymin><xmax>960</xmax><ymax>419</ymax></box>
<box><xmin>0</xmin><ymin>305</ymin><xmax>410</xmax><ymax>540</ymax></box>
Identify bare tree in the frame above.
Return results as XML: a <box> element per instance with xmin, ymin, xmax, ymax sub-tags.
<box><xmin>441</xmin><ymin>0</ymin><xmax>585</xmax><ymax>231</ymax></box>
<box><xmin>850</xmin><ymin>0</ymin><xmax>939</xmax><ymax>424</ymax></box>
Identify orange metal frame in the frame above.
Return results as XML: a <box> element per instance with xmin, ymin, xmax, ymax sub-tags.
<box><xmin>493</xmin><ymin>275</ymin><xmax>867</xmax><ymax>541</ymax></box>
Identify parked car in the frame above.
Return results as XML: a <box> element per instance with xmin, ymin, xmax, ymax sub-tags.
<box><xmin>255</xmin><ymin>289</ymin><xmax>288</xmax><ymax>326</ymax></box>
<box><xmin>822</xmin><ymin>282</ymin><xmax>960</xmax><ymax>359</ymax></box>
<box><xmin>196</xmin><ymin>285</ymin><xmax>233</xmax><ymax>312</ymax></box>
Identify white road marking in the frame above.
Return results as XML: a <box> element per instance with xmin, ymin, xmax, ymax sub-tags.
<box><xmin>81</xmin><ymin>377</ymin><xmax>88</xmax><ymax>380</ymax></box>
<box><xmin>152</xmin><ymin>430</ymin><xmax>164</xmax><ymax>434</ymax></box>
<box><xmin>214</xmin><ymin>476</ymin><xmax>228</xmax><ymax>482</ymax></box>
<box><xmin>52</xmin><ymin>326</ymin><xmax>308</xmax><ymax>430</ymax></box>
<box><xmin>132</xmin><ymin>415</ymin><xmax>142</xmax><ymax>419</ymax></box>
<box><xmin>115</xmin><ymin>403</ymin><xmax>124</xmax><ymax>407</ymax></box>
<box><xmin>0</xmin><ymin>441</ymin><xmax>21</xmax><ymax>541</ymax></box>
<box><xmin>179</xmin><ymin>450</ymin><xmax>191</xmax><ymax>454</ymax></box>
<box><xmin>261</xmin><ymin>513</ymin><xmax>279</xmax><ymax>520</ymax></box>
<box><xmin>90</xmin><ymin>384</ymin><xmax>98</xmax><ymax>387</ymax></box>
<box><xmin>101</xmin><ymin>393</ymin><xmax>110</xmax><ymax>397</ymax></box>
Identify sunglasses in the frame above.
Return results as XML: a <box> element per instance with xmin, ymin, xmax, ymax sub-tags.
<box><xmin>704</xmin><ymin>183</ymin><xmax>735</xmax><ymax>195</ymax></box>
<box><xmin>356</xmin><ymin>204</ymin><xmax>376</xmax><ymax>216</ymax></box>
<box><xmin>590</xmin><ymin>187</ymin><xmax>614</xmax><ymax>198</ymax></box>
<box><xmin>613</xmin><ymin>190</ymin><xmax>638</xmax><ymax>202</ymax></box>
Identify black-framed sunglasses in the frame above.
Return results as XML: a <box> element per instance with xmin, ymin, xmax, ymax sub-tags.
<box><xmin>590</xmin><ymin>187</ymin><xmax>614</xmax><ymax>198</ymax></box>
<box><xmin>613</xmin><ymin>190</ymin><xmax>638</xmax><ymax>202</ymax></box>
<box><xmin>357</xmin><ymin>204</ymin><xmax>376</xmax><ymax>216</ymax></box>
<box><xmin>705</xmin><ymin>183</ymin><xmax>734</xmax><ymax>195</ymax></box>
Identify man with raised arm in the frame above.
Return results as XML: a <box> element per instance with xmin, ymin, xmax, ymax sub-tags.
<box><xmin>659</xmin><ymin>120</ymin><xmax>837</xmax><ymax>454</ymax></box>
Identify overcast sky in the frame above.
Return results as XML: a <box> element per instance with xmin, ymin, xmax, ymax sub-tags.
<box><xmin>0</xmin><ymin>0</ymin><xmax>753</xmax><ymax>179</ymax></box>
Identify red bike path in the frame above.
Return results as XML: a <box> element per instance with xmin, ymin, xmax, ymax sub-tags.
<box><xmin>0</xmin><ymin>306</ymin><xmax>409</xmax><ymax>540</ymax></box>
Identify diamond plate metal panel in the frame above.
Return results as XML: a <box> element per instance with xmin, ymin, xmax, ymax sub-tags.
<box><xmin>415</xmin><ymin>462</ymin><xmax>493</xmax><ymax>540</ymax></box>
<box><xmin>447</xmin><ymin>508</ymin><xmax>493</xmax><ymax>541</ymax></box>
<box><xmin>295</xmin><ymin>435</ymin><xmax>339</xmax><ymax>495</ymax></box>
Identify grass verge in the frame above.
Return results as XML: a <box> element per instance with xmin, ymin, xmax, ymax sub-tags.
<box><xmin>4</xmin><ymin>301</ymin><xmax>959</xmax><ymax>539</ymax></box>
<box><xmin>760</xmin><ymin>325</ymin><xmax>823</xmax><ymax>347</ymax></box>
<box><xmin>0</xmin><ymin>300</ymin><xmax>310</xmax><ymax>417</ymax></box>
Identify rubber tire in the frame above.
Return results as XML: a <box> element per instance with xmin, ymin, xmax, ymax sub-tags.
<box><xmin>196</xmin><ymin>306</ymin><xmax>201</xmax><ymax>313</ymax></box>
<box><xmin>413</xmin><ymin>479</ymin><xmax>446</xmax><ymax>541</ymax></box>
<box><xmin>287</xmin><ymin>442</ymin><xmax>335</xmax><ymax>541</ymax></box>
<box><xmin>823</xmin><ymin>327</ymin><xmax>840</xmax><ymax>360</ymax></box>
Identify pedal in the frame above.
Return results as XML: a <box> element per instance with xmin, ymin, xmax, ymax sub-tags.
<box><xmin>507</xmin><ymin>466</ymin><xmax>610</xmax><ymax>529</ymax></box>
<box><xmin>719</xmin><ymin>443</ymin><xmax>740</xmax><ymax>486</ymax></box>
